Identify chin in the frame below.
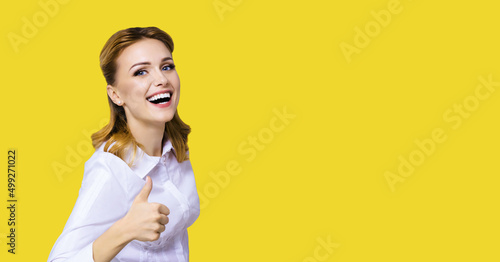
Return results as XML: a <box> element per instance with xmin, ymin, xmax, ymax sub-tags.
<box><xmin>159</xmin><ymin>111</ymin><xmax>176</xmax><ymax>123</ymax></box>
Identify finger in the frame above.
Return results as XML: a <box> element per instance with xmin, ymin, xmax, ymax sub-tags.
<box><xmin>158</xmin><ymin>204</ymin><xmax>170</xmax><ymax>216</ymax></box>
<box><xmin>158</xmin><ymin>224</ymin><xmax>166</xmax><ymax>233</ymax></box>
<box><xmin>134</xmin><ymin>176</ymin><xmax>153</xmax><ymax>203</ymax></box>
<box><xmin>158</xmin><ymin>214</ymin><xmax>169</xmax><ymax>225</ymax></box>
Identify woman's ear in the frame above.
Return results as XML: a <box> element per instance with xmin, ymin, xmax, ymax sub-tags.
<box><xmin>107</xmin><ymin>85</ymin><xmax>123</xmax><ymax>106</ymax></box>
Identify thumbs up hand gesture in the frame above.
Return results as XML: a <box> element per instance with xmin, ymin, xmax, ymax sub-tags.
<box><xmin>121</xmin><ymin>176</ymin><xmax>170</xmax><ymax>242</ymax></box>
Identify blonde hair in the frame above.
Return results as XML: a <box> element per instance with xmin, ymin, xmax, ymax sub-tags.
<box><xmin>91</xmin><ymin>27</ymin><xmax>190</xmax><ymax>165</ymax></box>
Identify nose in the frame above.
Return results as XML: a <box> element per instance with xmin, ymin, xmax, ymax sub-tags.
<box><xmin>153</xmin><ymin>69</ymin><xmax>168</xmax><ymax>86</ymax></box>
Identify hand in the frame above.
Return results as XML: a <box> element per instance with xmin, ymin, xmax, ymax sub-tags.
<box><xmin>121</xmin><ymin>176</ymin><xmax>170</xmax><ymax>242</ymax></box>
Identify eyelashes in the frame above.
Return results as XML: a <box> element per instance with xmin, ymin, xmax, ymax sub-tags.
<box><xmin>133</xmin><ymin>70</ymin><xmax>146</xmax><ymax>76</ymax></box>
<box><xmin>162</xmin><ymin>64</ymin><xmax>175</xmax><ymax>71</ymax></box>
<box><xmin>133</xmin><ymin>64</ymin><xmax>176</xmax><ymax>76</ymax></box>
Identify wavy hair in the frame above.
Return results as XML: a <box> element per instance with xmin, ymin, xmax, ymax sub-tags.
<box><xmin>91</xmin><ymin>27</ymin><xmax>190</xmax><ymax>165</ymax></box>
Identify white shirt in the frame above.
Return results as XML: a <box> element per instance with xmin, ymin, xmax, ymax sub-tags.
<box><xmin>48</xmin><ymin>138</ymin><xmax>200</xmax><ymax>262</ymax></box>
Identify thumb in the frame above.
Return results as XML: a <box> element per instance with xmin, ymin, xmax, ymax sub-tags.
<box><xmin>134</xmin><ymin>176</ymin><xmax>152</xmax><ymax>203</ymax></box>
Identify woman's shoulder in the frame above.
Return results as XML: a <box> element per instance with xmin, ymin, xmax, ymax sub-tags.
<box><xmin>80</xmin><ymin>143</ymin><xmax>132</xmax><ymax>192</ymax></box>
<box><xmin>83</xmin><ymin>142</ymin><xmax>130</xmax><ymax>178</ymax></box>
<box><xmin>86</xmin><ymin>141</ymin><xmax>124</xmax><ymax>165</ymax></box>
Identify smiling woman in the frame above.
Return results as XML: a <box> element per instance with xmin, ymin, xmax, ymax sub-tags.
<box><xmin>96</xmin><ymin>28</ymin><xmax>188</xmax><ymax>163</ymax></box>
<box><xmin>47</xmin><ymin>27</ymin><xmax>200</xmax><ymax>262</ymax></box>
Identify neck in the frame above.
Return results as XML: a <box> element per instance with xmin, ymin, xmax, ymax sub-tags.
<box><xmin>127</xmin><ymin>119</ymin><xmax>165</xmax><ymax>157</ymax></box>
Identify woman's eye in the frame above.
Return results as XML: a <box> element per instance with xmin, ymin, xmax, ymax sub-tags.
<box><xmin>134</xmin><ymin>70</ymin><xmax>146</xmax><ymax>76</ymax></box>
<box><xmin>162</xmin><ymin>64</ymin><xmax>175</xmax><ymax>71</ymax></box>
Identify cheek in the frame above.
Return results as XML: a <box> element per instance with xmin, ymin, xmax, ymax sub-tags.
<box><xmin>122</xmin><ymin>80</ymin><xmax>147</xmax><ymax>101</ymax></box>
<box><xmin>170</xmin><ymin>73</ymin><xmax>180</xmax><ymax>89</ymax></box>
<box><xmin>173</xmin><ymin>77</ymin><xmax>181</xmax><ymax>101</ymax></box>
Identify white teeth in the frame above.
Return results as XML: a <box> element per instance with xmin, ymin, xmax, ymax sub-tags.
<box><xmin>147</xmin><ymin>92</ymin><xmax>171</xmax><ymax>102</ymax></box>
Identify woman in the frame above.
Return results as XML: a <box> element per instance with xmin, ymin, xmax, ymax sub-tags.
<box><xmin>48</xmin><ymin>27</ymin><xmax>200</xmax><ymax>262</ymax></box>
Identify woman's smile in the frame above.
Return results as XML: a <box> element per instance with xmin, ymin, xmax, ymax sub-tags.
<box><xmin>146</xmin><ymin>89</ymin><xmax>173</xmax><ymax>108</ymax></box>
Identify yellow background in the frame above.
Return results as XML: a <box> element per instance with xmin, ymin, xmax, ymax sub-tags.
<box><xmin>1</xmin><ymin>0</ymin><xmax>500</xmax><ymax>261</ymax></box>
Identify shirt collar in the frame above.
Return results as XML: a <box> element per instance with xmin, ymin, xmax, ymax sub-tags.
<box><xmin>127</xmin><ymin>138</ymin><xmax>175</xmax><ymax>179</ymax></box>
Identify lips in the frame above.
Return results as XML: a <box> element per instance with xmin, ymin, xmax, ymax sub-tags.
<box><xmin>146</xmin><ymin>90</ymin><xmax>172</xmax><ymax>104</ymax></box>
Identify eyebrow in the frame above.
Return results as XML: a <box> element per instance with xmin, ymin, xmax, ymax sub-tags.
<box><xmin>129</xmin><ymin>57</ymin><xmax>173</xmax><ymax>71</ymax></box>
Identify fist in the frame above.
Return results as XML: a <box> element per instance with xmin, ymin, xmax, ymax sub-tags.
<box><xmin>122</xmin><ymin>176</ymin><xmax>170</xmax><ymax>242</ymax></box>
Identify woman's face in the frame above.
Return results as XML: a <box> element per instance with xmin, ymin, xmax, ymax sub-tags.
<box><xmin>107</xmin><ymin>38</ymin><xmax>180</xmax><ymax>128</ymax></box>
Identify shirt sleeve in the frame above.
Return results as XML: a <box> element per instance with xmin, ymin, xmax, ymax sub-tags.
<box><xmin>47</xmin><ymin>156</ymin><xmax>128</xmax><ymax>262</ymax></box>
